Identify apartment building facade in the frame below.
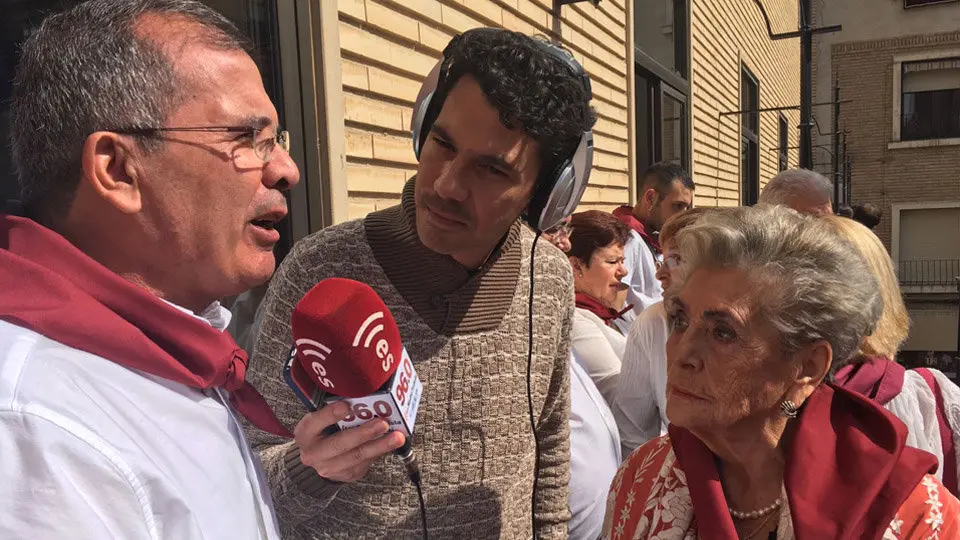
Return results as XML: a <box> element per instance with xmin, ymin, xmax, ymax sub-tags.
<box><xmin>812</xmin><ymin>0</ymin><xmax>960</xmax><ymax>376</ymax></box>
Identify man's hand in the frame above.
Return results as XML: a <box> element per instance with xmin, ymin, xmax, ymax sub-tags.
<box><xmin>294</xmin><ymin>401</ymin><xmax>406</xmax><ymax>483</ymax></box>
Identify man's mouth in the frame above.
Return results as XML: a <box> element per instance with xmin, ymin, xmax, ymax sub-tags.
<box><xmin>249</xmin><ymin>209</ymin><xmax>287</xmax><ymax>231</ymax></box>
<box><xmin>251</xmin><ymin>219</ymin><xmax>275</xmax><ymax>229</ymax></box>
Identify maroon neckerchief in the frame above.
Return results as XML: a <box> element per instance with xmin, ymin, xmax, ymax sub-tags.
<box><xmin>613</xmin><ymin>205</ymin><xmax>661</xmax><ymax>256</ymax></box>
<box><xmin>836</xmin><ymin>356</ymin><xmax>958</xmax><ymax>495</ymax></box>
<box><xmin>0</xmin><ymin>214</ymin><xmax>292</xmax><ymax>438</ymax></box>
<box><xmin>834</xmin><ymin>356</ymin><xmax>906</xmax><ymax>406</ymax></box>
<box><xmin>669</xmin><ymin>383</ymin><xmax>937</xmax><ymax>540</ymax></box>
<box><xmin>575</xmin><ymin>292</ymin><xmax>632</xmax><ymax>328</ymax></box>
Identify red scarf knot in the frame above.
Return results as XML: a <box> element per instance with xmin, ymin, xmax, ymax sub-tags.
<box><xmin>613</xmin><ymin>205</ymin><xmax>661</xmax><ymax>255</ymax></box>
<box><xmin>575</xmin><ymin>292</ymin><xmax>632</xmax><ymax>328</ymax></box>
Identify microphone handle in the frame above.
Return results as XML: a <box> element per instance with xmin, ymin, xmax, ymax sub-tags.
<box><xmin>394</xmin><ymin>438</ymin><xmax>421</xmax><ymax>485</ymax></box>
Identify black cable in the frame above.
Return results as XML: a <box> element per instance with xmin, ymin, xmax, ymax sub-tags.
<box><xmin>526</xmin><ymin>231</ymin><xmax>541</xmax><ymax>540</ymax></box>
<box><xmin>413</xmin><ymin>476</ymin><xmax>428</xmax><ymax>540</ymax></box>
<box><xmin>397</xmin><ymin>444</ymin><xmax>427</xmax><ymax>540</ymax></box>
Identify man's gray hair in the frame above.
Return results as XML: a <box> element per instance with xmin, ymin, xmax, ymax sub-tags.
<box><xmin>10</xmin><ymin>0</ymin><xmax>248</xmax><ymax>225</ymax></box>
<box><xmin>759</xmin><ymin>168</ymin><xmax>833</xmax><ymax>207</ymax></box>
<box><xmin>672</xmin><ymin>204</ymin><xmax>882</xmax><ymax>368</ymax></box>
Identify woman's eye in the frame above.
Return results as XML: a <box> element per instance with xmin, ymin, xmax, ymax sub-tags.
<box><xmin>712</xmin><ymin>325</ymin><xmax>737</xmax><ymax>343</ymax></box>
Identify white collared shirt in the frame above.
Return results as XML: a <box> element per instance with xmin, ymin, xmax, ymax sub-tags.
<box><xmin>612</xmin><ymin>301</ymin><xmax>670</xmax><ymax>458</ymax></box>
<box><xmin>0</xmin><ymin>302</ymin><xmax>281</xmax><ymax>540</ymax></box>
<box><xmin>621</xmin><ymin>230</ymin><xmax>664</xmax><ymax>321</ymax></box>
<box><xmin>569</xmin><ymin>353</ymin><xmax>621</xmax><ymax>540</ymax></box>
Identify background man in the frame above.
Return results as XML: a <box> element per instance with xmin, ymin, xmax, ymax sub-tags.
<box><xmin>245</xmin><ymin>28</ymin><xmax>593</xmax><ymax>539</ymax></box>
<box><xmin>612</xmin><ymin>163</ymin><xmax>694</xmax><ymax>323</ymax></box>
<box><xmin>853</xmin><ymin>202</ymin><xmax>883</xmax><ymax>230</ymax></box>
<box><xmin>759</xmin><ymin>168</ymin><xmax>835</xmax><ymax>216</ymax></box>
<box><xmin>0</xmin><ymin>0</ymin><xmax>300</xmax><ymax>537</ymax></box>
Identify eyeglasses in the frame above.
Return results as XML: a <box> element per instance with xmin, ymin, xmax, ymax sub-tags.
<box><xmin>545</xmin><ymin>222</ymin><xmax>574</xmax><ymax>237</ymax></box>
<box><xmin>656</xmin><ymin>253</ymin><xmax>681</xmax><ymax>271</ymax></box>
<box><xmin>111</xmin><ymin>125</ymin><xmax>290</xmax><ymax>164</ymax></box>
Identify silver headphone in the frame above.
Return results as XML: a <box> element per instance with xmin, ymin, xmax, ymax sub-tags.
<box><xmin>409</xmin><ymin>32</ymin><xmax>594</xmax><ymax>232</ymax></box>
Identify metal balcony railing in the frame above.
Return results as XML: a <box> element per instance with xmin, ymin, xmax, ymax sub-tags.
<box><xmin>898</xmin><ymin>259</ymin><xmax>960</xmax><ymax>287</ymax></box>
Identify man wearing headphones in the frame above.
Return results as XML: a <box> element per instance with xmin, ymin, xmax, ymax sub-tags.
<box><xmin>244</xmin><ymin>28</ymin><xmax>595</xmax><ymax>538</ymax></box>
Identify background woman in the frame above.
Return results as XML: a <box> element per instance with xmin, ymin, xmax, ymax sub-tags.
<box><xmin>826</xmin><ymin>215</ymin><xmax>960</xmax><ymax>495</ymax></box>
<box><xmin>604</xmin><ymin>205</ymin><xmax>959</xmax><ymax>540</ymax></box>
<box><xmin>568</xmin><ymin>210</ymin><xmax>631</xmax><ymax>406</ymax></box>
<box><xmin>613</xmin><ymin>208</ymin><xmax>709</xmax><ymax>457</ymax></box>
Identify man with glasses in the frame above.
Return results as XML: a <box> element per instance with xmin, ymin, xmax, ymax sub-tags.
<box><xmin>0</xmin><ymin>1</ymin><xmax>298</xmax><ymax>538</ymax></box>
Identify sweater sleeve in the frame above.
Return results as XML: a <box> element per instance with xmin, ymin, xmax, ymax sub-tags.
<box><xmin>243</xmin><ymin>235</ymin><xmax>344</xmax><ymax>527</ymax></box>
<box><xmin>535</xmin><ymin>273</ymin><xmax>575</xmax><ymax>539</ymax></box>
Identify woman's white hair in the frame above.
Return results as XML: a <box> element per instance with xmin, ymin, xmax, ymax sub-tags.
<box><xmin>672</xmin><ymin>204</ymin><xmax>882</xmax><ymax>366</ymax></box>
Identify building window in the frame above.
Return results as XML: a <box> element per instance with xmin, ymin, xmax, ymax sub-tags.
<box><xmin>900</xmin><ymin>58</ymin><xmax>960</xmax><ymax>141</ymax></box>
<box><xmin>660</xmin><ymin>87</ymin><xmax>687</xmax><ymax>166</ymax></box>
<box><xmin>904</xmin><ymin>0</ymin><xmax>959</xmax><ymax>8</ymax></box>
<box><xmin>778</xmin><ymin>114</ymin><xmax>789</xmax><ymax>172</ymax></box>
<box><xmin>741</xmin><ymin>66</ymin><xmax>760</xmax><ymax>205</ymax></box>
<box><xmin>634</xmin><ymin>0</ymin><xmax>688</xmax><ymax>78</ymax></box>
<box><xmin>634</xmin><ymin>0</ymin><xmax>691</xmax><ymax>182</ymax></box>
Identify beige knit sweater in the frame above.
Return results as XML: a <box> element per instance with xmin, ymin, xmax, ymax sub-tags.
<box><xmin>245</xmin><ymin>180</ymin><xmax>574</xmax><ymax>539</ymax></box>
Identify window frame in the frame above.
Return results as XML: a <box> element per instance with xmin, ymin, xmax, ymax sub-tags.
<box><xmin>778</xmin><ymin>113</ymin><xmax>789</xmax><ymax>172</ymax></box>
<box><xmin>903</xmin><ymin>0</ymin><xmax>959</xmax><ymax>8</ymax></box>
<box><xmin>740</xmin><ymin>64</ymin><xmax>760</xmax><ymax>206</ymax></box>
<box><xmin>890</xmin><ymin>49</ymin><xmax>960</xmax><ymax>148</ymax></box>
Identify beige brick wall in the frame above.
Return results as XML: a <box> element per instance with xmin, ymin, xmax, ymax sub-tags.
<box><xmin>689</xmin><ymin>0</ymin><xmax>801</xmax><ymax>206</ymax></box>
<box><xmin>831</xmin><ymin>32</ymin><xmax>960</xmax><ymax>250</ymax></box>
<box><xmin>337</xmin><ymin>0</ymin><xmax>631</xmax><ymax>219</ymax></box>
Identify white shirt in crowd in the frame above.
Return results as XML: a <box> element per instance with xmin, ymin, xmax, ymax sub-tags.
<box><xmin>621</xmin><ymin>230</ymin><xmax>663</xmax><ymax>319</ymax></box>
<box><xmin>612</xmin><ymin>301</ymin><xmax>670</xmax><ymax>459</ymax></box>
<box><xmin>569</xmin><ymin>352</ymin><xmax>622</xmax><ymax>540</ymax></box>
<box><xmin>883</xmin><ymin>368</ymin><xmax>960</xmax><ymax>487</ymax></box>
<box><xmin>571</xmin><ymin>307</ymin><xmax>627</xmax><ymax>407</ymax></box>
<box><xmin>0</xmin><ymin>303</ymin><xmax>280</xmax><ymax>540</ymax></box>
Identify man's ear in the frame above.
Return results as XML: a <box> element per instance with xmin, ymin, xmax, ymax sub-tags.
<box><xmin>644</xmin><ymin>188</ymin><xmax>660</xmax><ymax>207</ymax></box>
<box><xmin>788</xmin><ymin>340</ymin><xmax>832</xmax><ymax>404</ymax></box>
<box><xmin>80</xmin><ymin>132</ymin><xmax>143</xmax><ymax>214</ymax></box>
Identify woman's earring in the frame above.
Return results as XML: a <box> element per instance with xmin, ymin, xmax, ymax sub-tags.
<box><xmin>780</xmin><ymin>400</ymin><xmax>800</xmax><ymax>418</ymax></box>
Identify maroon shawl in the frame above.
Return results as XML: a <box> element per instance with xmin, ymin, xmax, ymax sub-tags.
<box><xmin>613</xmin><ymin>205</ymin><xmax>661</xmax><ymax>255</ymax></box>
<box><xmin>0</xmin><ymin>214</ymin><xmax>292</xmax><ymax>438</ymax></box>
<box><xmin>669</xmin><ymin>383</ymin><xmax>938</xmax><ymax>540</ymax></box>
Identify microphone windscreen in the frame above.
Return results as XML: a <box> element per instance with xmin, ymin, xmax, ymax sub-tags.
<box><xmin>291</xmin><ymin>277</ymin><xmax>403</xmax><ymax>398</ymax></box>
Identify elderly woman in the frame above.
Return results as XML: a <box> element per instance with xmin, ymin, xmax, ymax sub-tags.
<box><xmin>568</xmin><ymin>210</ymin><xmax>632</xmax><ymax>405</ymax></box>
<box><xmin>826</xmin><ymin>215</ymin><xmax>960</xmax><ymax>495</ymax></box>
<box><xmin>604</xmin><ymin>205</ymin><xmax>960</xmax><ymax>540</ymax></box>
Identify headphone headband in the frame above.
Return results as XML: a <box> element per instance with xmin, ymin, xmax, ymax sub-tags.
<box><xmin>410</xmin><ymin>31</ymin><xmax>594</xmax><ymax>231</ymax></box>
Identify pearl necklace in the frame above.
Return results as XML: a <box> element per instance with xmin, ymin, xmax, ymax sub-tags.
<box><xmin>728</xmin><ymin>498</ymin><xmax>782</xmax><ymax>520</ymax></box>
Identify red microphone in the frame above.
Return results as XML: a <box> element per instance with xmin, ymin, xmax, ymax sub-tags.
<box><xmin>283</xmin><ymin>278</ymin><xmax>422</xmax><ymax>479</ymax></box>
<box><xmin>289</xmin><ymin>277</ymin><xmax>403</xmax><ymax>398</ymax></box>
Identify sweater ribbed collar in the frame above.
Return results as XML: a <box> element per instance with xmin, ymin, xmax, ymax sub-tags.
<box><xmin>364</xmin><ymin>178</ymin><xmax>522</xmax><ymax>336</ymax></box>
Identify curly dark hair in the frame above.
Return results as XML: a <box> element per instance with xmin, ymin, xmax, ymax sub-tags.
<box><xmin>568</xmin><ymin>210</ymin><xmax>631</xmax><ymax>265</ymax></box>
<box><xmin>436</xmin><ymin>28</ymin><xmax>596</xmax><ymax>183</ymax></box>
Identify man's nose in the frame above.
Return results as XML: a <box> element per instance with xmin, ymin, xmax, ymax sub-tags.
<box><xmin>264</xmin><ymin>147</ymin><xmax>301</xmax><ymax>191</ymax></box>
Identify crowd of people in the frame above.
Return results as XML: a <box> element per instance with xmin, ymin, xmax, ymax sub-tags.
<box><xmin>1</xmin><ymin>1</ymin><xmax>959</xmax><ymax>539</ymax></box>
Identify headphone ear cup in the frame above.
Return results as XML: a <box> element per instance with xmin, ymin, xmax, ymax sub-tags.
<box><xmin>525</xmin><ymin>131</ymin><xmax>593</xmax><ymax>232</ymax></box>
<box><xmin>411</xmin><ymin>59</ymin><xmax>445</xmax><ymax>159</ymax></box>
